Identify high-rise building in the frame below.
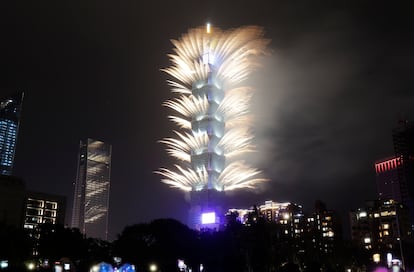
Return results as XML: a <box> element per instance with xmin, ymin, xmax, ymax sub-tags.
<box><xmin>375</xmin><ymin>157</ymin><xmax>405</xmax><ymax>202</ymax></box>
<box><xmin>350</xmin><ymin>199</ymin><xmax>411</xmax><ymax>266</ymax></box>
<box><xmin>0</xmin><ymin>92</ymin><xmax>24</xmax><ymax>175</ymax></box>
<box><xmin>71</xmin><ymin>138</ymin><xmax>112</xmax><ymax>240</ymax></box>
<box><xmin>260</xmin><ymin>201</ymin><xmax>307</xmax><ymax>252</ymax></box>
<box><xmin>309</xmin><ymin>200</ymin><xmax>339</xmax><ymax>255</ymax></box>
<box><xmin>157</xmin><ymin>25</ymin><xmax>268</xmax><ymax>229</ymax></box>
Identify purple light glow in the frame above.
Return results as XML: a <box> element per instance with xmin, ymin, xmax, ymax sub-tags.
<box><xmin>201</xmin><ymin>212</ymin><xmax>216</xmax><ymax>224</ymax></box>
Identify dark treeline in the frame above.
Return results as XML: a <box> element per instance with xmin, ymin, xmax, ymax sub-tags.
<box><xmin>0</xmin><ymin>217</ymin><xmax>406</xmax><ymax>272</ymax></box>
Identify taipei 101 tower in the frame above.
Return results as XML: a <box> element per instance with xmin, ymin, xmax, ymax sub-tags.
<box><xmin>157</xmin><ymin>24</ymin><xmax>269</xmax><ymax>229</ymax></box>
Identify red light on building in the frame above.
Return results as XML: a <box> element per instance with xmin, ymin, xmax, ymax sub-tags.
<box><xmin>375</xmin><ymin>157</ymin><xmax>400</xmax><ymax>174</ymax></box>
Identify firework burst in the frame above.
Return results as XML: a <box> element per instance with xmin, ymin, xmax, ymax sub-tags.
<box><xmin>157</xmin><ymin>24</ymin><xmax>269</xmax><ymax>192</ymax></box>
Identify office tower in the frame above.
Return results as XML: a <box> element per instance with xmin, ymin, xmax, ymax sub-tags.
<box><xmin>0</xmin><ymin>92</ymin><xmax>24</xmax><ymax>175</ymax></box>
<box><xmin>157</xmin><ymin>25</ymin><xmax>268</xmax><ymax>229</ymax></box>
<box><xmin>375</xmin><ymin>157</ymin><xmax>405</xmax><ymax>202</ymax></box>
<box><xmin>71</xmin><ymin>139</ymin><xmax>112</xmax><ymax>240</ymax></box>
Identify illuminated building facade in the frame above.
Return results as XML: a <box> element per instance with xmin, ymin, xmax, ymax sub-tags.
<box><xmin>23</xmin><ymin>191</ymin><xmax>66</xmax><ymax>231</ymax></box>
<box><xmin>261</xmin><ymin>201</ymin><xmax>307</xmax><ymax>253</ymax></box>
<box><xmin>71</xmin><ymin>139</ymin><xmax>112</xmax><ymax>240</ymax></box>
<box><xmin>189</xmin><ymin>190</ymin><xmax>226</xmax><ymax>230</ymax></box>
<box><xmin>22</xmin><ymin>191</ymin><xmax>65</xmax><ymax>256</ymax></box>
<box><xmin>227</xmin><ymin>200</ymin><xmax>304</xmax><ymax>228</ymax></box>
<box><xmin>158</xmin><ymin>25</ymin><xmax>268</xmax><ymax>229</ymax></box>
<box><xmin>259</xmin><ymin>201</ymin><xmax>292</xmax><ymax>222</ymax></box>
<box><xmin>375</xmin><ymin>157</ymin><xmax>404</xmax><ymax>202</ymax></box>
<box><xmin>226</xmin><ymin>200</ymin><xmax>340</xmax><ymax>256</ymax></box>
<box><xmin>307</xmin><ymin>201</ymin><xmax>338</xmax><ymax>254</ymax></box>
<box><xmin>224</xmin><ymin>199</ymin><xmax>345</xmax><ymax>264</ymax></box>
<box><xmin>350</xmin><ymin>199</ymin><xmax>411</xmax><ymax>264</ymax></box>
<box><xmin>0</xmin><ymin>92</ymin><xmax>24</xmax><ymax>176</ymax></box>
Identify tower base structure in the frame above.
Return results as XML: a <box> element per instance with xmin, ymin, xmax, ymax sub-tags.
<box><xmin>188</xmin><ymin>190</ymin><xmax>226</xmax><ymax>231</ymax></box>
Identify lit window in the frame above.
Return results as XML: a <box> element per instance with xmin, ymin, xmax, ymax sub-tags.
<box><xmin>364</xmin><ymin>237</ymin><xmax>371</xmax><ymax>244</ymax></box>
<box><xmin>373</xmin><ymin>253</ymin><xmax>381</xmax><ymax>263</ymax></box>
<box><xmin>380</xmin><ymin>211</ymin><xmax>388</xmax><ymax>217</ymax></box>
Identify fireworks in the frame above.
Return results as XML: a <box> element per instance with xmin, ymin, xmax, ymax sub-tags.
<box><xmin>157</xmin><ymin>24</ymin><xmax>268</xmax><ymax>192</ymax></box>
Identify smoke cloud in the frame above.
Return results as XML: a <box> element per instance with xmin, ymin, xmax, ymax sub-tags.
<box><xmin>239</xmin><ymin>11</ymin><xmax>414</xmax><ymax>212</ymax></box>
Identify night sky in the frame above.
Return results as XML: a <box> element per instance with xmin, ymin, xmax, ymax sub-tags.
<box><xmin>1</xmin><ymin>1</ymin><xmax>414</xmax><ymax>240</ymax></box>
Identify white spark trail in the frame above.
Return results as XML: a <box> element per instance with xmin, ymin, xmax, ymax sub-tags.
<box><xmin>157</xmin><ymin>25</ymin><xmax>269</xmax><ymax>192</ymax></box>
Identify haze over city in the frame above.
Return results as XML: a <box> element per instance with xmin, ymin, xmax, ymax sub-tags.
<box><xmin>1</xmin><ymin>1</ymin><xmax>414</xmax><ymax>239</ymax></box>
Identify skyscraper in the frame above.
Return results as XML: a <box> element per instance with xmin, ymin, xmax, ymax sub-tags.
<box><xmin>0</xmin><ymin>92</ymin><xmax>24</xmax><ymax>175</ymax></box>
<box><xmin>157</xmin><ymin>25</ymin><xmax>268</xmax><ymax>229</ymax></box>
<box><xmin>71</xmin><ymin>138</ymin><xmax>112</xmax><ymax>240</ymax></box>
<box><xmin>375</xmin><ymin>157</ymin><xmax>406</xmax><ymax>202</ymax></box>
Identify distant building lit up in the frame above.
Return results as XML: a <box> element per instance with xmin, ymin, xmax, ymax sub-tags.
<box><xmin>0</xmin><ymin>92</ymin><xmax>24</xmax><ymax>176</ymax></box>
<box><xmin>309</xmin><ymin>200</ymin><xmax>338</xmax><ymax>254</ymax></box>
<box><xmin>23</xmin><ymin>191</ymin><xmax>66</xmax><ymax>231</ymax></box>
<box><xmin>71</xmin><ymin>138</ymin><xmax>112</xmax><ymax>240</ymax></box>
<box><xmin>23</xmin><ymin>191</ymin><xmax>66</xmax><ymax>256</ymax></box>
<box><xmin>226</xmin><ymin>200</ymin><xmax>339</xmax><ymax>256</ymax></box>
<box><xmin>157</xmin><ymin>25</ymin><xmax>268</xmax><ymax>229</ymax></box>
<box><xmin>350</xmin><ymin>199</ymin><xmax>411</xmax><ymax>263</ymax></box>
<box><xmin>375</xmin><ymin>157</ymin><xmax>404</xmax><ymax>202</ymax></box>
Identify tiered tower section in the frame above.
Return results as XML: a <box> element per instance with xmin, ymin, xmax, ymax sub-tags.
<box><xmin>157</xmin><ymin>24</ymin><xmax>268</xmax><ymax>198</ymax></box>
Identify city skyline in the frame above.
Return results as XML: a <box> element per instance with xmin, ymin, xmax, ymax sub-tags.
<box><xmin>1</xmin><ymin>2</ymin><xmax>414</xmax><ymax>239</ymax></box>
